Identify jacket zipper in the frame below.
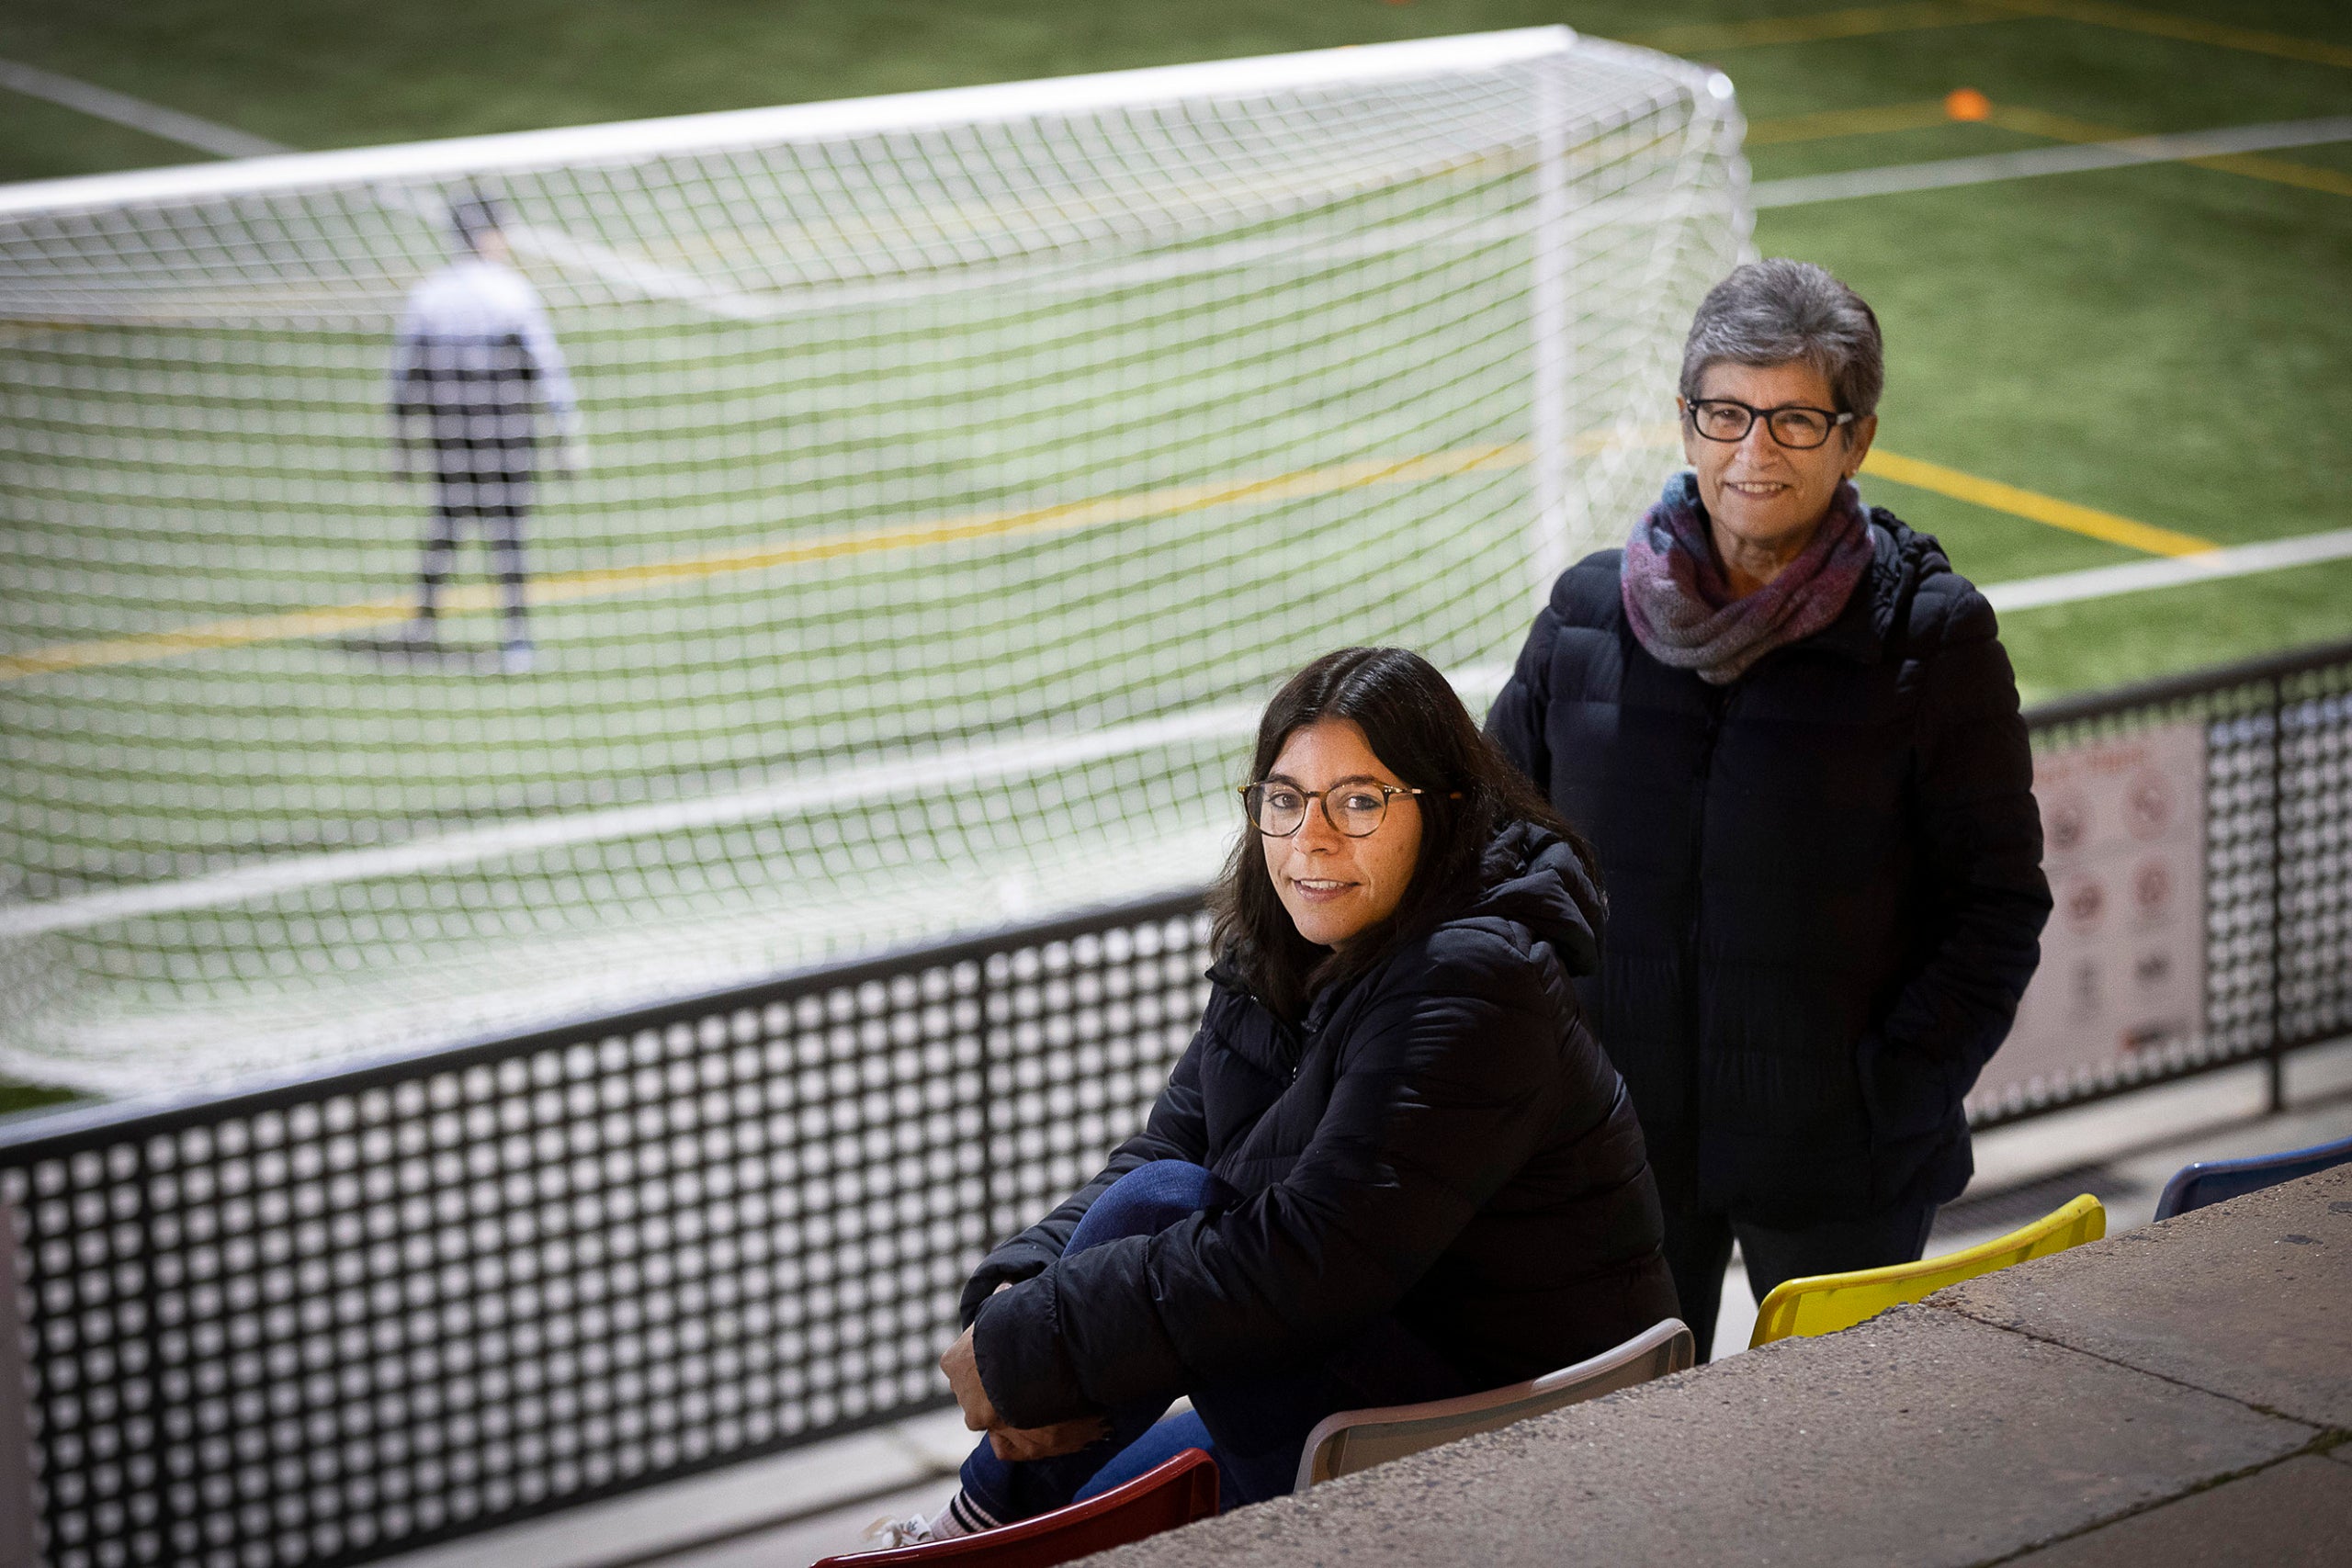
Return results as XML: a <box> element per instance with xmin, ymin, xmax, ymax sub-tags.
<box><xmin>1686</xmin><ymin>682</ymin><xmax>1736</xmax><ymax>1133</ymax></box>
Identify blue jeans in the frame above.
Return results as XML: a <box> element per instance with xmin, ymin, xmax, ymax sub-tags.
<box><xmin>958</xmin><ymin>1161</ymin><xmax>1471</xmax><ymax>1521</ymax></box>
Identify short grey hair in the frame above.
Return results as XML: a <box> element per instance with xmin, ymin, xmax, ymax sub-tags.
<box><xmin>1678</xmin><ymin>259</ymin><xmax>1884</xmax><ymax>420</ymax></box>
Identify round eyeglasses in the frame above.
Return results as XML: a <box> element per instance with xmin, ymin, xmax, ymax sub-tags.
<box><xmin>1238</xmin><ymin>778</ymin><xmax>1431</xmax><ymax>839</ymax></box>
<box><xmin>1685</xmin><ymin>398</ymin><xmax>1856</xmax><ymax>450</ymax></box>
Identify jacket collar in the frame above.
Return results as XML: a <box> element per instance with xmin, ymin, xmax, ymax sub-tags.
<box><xmin>1791</xmin><ymin>511</ymin><xmax>1930</xmax><ymax>665</ymax></box>
<box><xmin>1204</xmin><ymin>821</ymin><xmax>1602</xmax><ymax>1033</ymax></box>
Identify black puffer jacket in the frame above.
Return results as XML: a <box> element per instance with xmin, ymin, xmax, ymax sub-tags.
<box><xmin>963</xmin><ymin>822</ymin><xmax>1674</xmax><ymax>1428</ymax></box>
<box><xmin>1486</xmin><ymin>512</ymin><xmax>2051</xmax><ymax>1227</ymax></box>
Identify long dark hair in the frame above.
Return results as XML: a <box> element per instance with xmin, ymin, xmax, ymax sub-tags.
<box><xmin>1208</xmin><ymin>647</ymin><xmax>1599</xmax><ymax>1020</ymax></box>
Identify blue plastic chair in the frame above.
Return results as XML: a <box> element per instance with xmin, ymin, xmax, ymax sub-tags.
<box><xmin>2153</xmin><ymin>1131</ymin><xmax>2352</xmax><ymax>1221</ymax></box>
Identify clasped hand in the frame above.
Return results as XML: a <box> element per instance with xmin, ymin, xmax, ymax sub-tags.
<box><xmin>940</xmin><ymin>1318</ymin><xmax>1107</xmax><ymax>1461</ymax></box>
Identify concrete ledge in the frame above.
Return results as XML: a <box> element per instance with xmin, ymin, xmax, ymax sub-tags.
<box><xmin>2004</xmin><ymin>1454</ymin><xmax>2352</xmax><ymax>1567</ymax></box>
<box><xmin>1091</xmin><ymin>1167</ymin><xmax>2350</xmax><ymax>1568</ymax></box>
<box><xmin>1932</xmin><ymin>1165</ymin><xmax>2352</xmax><ymax>1429</ymax></box>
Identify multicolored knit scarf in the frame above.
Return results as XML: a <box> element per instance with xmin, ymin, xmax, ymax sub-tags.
<box><xmin>1620</xmin><ymin>471</ymin><xmax>1876</xmax><ymax>685</ymax></box>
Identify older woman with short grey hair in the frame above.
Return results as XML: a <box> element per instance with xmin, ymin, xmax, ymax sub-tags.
<box><xmin>1487</xmin><ymin>258</ymin><xmax>2052</xmax><ymax>1358</ymax></box>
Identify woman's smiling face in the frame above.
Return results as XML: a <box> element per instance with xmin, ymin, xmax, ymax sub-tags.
<box><xmin>1261</xmin><ymin>717</ymin><xmax>1424</xmax><ymax>949</ymax></box>
<box><xmin>1679</xmin><ymin>358</ymin><xmax>1872</xmax><ymax>570</ymax></box>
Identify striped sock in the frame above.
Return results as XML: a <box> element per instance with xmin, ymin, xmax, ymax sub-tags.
<box><xmin>937</xmin><ymin>1489</ymin><xmax>1001</xmax><ymax>1538</ymax></box>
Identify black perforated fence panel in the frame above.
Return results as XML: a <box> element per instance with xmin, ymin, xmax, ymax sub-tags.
<box><xmin>1976</xmin><ymin>640</ymin><xmax>2352</xmax><ymax>1124</ymax></box>
<box><xmin>5</xmin><ymin>644</ymin><xmax>2351</xmax><ymax>1568</ymax></box>
<box><xmin>0</xmin><ymin>897</ymin><xmax>1211</xmax><ymax>1568</ymax></box>
<box><xmin>2276</xmin><ymin>660</ymin><xmax>2352</xmax><ymax>1049</ymax></box>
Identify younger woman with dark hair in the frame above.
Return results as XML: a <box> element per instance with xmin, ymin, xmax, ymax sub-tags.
<box><xmin>888</xmin><ymin>648</ymin><xmax>1675</xmax><ymax>1542</ymax></box>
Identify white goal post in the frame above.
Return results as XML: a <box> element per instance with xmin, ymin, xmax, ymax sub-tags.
<box><xmin>0</xmin><ymin>28</ymin><xmax>1750</xmax><ymax>1090</ymax></box>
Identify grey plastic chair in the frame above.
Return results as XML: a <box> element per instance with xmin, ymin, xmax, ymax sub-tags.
<box><xmin>1294</xmin><ymin>1316</ymin><xmax>1694</xmax><ymax>1491</ymax></box>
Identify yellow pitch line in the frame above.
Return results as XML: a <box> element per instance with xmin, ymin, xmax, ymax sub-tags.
<box><xmin>1978</xmin><ymin>103</ymin><xmax>2352</xmax><ymax>199</ymax></box>
<box><xmin>1975</xmin><ymin>104</ymin><xmax>2164</xmax><ymax>142</ymax></box>
<box><xmin>1977</xmin><ymin>0</ymin><xmax>2352</xmax><ymax>71</ymax></box>
<box><xmin>2</xmin><ymin>439</ymin><xmax>2210</xmax><ymax>681</ymax></box>
<box><xmin>1626</xmin><ymin>0</ymin><xmax>2352</xmax><ymax>69</ymax></box>
<box><xmin>2184</xmin><ymin>151</ymin><xmax>2352</xmax><ymax>200</ymax></box>
<box><xmin>0</xmin><ymin>599</ymin><xmax>407</xmax><ymax>680</ymax></box>
<box><xmin>1623</xmin><ymin>3</ymin><xmax>2003</xmax><ymax>53</ymax></box>
<box><xmin>0</xmin><ymin>444</ymin><xmax>1537</xmax><ymax>682</ymax></box>
<box><xmin>1860</xmin><ymin>450</ymin><xmax>2216</xmax><ymax>557</ymax></box>
<box><xmin>1742</xmin><ymin>94</ymin><xmax>2352</xmax><ymax>202</ymax></box>
<box><xmin>528</xmin><ymin>445</ymin><xmax>1532</xmax><ymax>605</ymax></box>
<box><xmin>1745</xmin><ymin>100</ymin><xmax>1958</xmax><ymax>146</ymax></box>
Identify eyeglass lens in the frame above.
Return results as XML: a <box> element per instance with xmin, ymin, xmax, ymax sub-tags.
<box><xmin>1248</xmin><ymin>781</ymin><xmax>1392</xmax><ymax>837</ymax></box>
<box><xmin>1690</xmin><ymin>400</ymin><xmax>1837</xmax><ymax>448</ymax></box>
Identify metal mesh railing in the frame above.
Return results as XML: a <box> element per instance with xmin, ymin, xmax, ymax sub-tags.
<box><xmin>1</xmin><ymin>640</ymin><xmax>2348</xmax><ymax>1565</ymax></box>
<box><xmin>0</xmin><ymin>897</ymin><xmax>1209</xmax><ymax>1567</ymax></box>
<box><xmin>1973</xmin><ymin>637</ymin><xmax>2352</xmax><ymax>1122</ymax></box>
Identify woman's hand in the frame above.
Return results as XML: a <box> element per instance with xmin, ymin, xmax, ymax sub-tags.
<box><xmin>987</xmin><ymin>1416</ymin><xmax>1109</xmax><ymax>1462</ymax></box>
<box><xmin>940</xmin><ymin>1325</ymin><xmax>1001</xmax><ymax>1432</ymax></box>
<box><xmin>941</xmin><ymin>1322</ymin><xmax>1109</xmax><ymax>1461</ymax></box>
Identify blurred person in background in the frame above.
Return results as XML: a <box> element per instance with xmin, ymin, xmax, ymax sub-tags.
<box><xmin>1485</xmin><ymin>259</ymin><xmax>2051</xmax><ymax>1359</ymax></box>
<box><xmin>879</xmin><ymin>647</ymin><xmax>1675</xmax><ymax>1543</ymax></box>
<box><xmin>389</xmin><ymin>192</ymin><xmax>582</xmax><ymax>675</ymax></box>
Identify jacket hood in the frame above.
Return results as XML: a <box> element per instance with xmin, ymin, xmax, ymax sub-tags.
<box><xmin>1807</xmin><ymin>510</ymin><xmax>1948</xmax><ymax>664</ymax></box>
<box><xmin>1464</xmin><ymin>818</ymin><xmax>1603</xmax><ymax>978</ymax></box>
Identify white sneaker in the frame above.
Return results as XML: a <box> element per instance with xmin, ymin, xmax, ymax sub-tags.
<box><xmin>860</xmin><ymin>1511</ymin><xmax>935</xmax><ymax>1550</ymax></box>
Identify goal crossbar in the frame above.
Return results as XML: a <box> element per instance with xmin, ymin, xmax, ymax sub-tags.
<box><xmin>0</xmin><ymin>28</ymin><xmax>1579</xmax><ymax>219</ymax></box>
<box><xmin>0</xmin><ymin>28</ymin><xmax>1748</xmax><ymax>1089</ymax></box>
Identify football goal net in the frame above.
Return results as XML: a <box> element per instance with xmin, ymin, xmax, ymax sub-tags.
<box><xmin>0</xmin><ymin>28</ymin><xmax>1749</xmax><ymax>1091</ymax></box>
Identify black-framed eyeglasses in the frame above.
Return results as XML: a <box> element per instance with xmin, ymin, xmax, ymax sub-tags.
<box><xmin>1685</xmin><ymin>398</ymin><xmax>1856</xmax><ymax>450</ymax></box>
<box><xmin>1238</xmin><ymin>777</ymin><xmax>1431</xmax><ymax>839</ymax></box>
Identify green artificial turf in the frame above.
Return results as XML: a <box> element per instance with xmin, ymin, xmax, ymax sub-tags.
<box><xmin>5</xmin><ymin>0</ymin><xmax>2344</xmax><ymax>673</ymax></box>
<box><xmin>14</xmin><ymin>1</ymin><xmax>2346</xmax><ymax>158</ymax></box>
<box><xmin>2000</xmin><ymin>557</ymin><xmax>2352</xmax><ymax>705</ymax></box>
<box><xmin>0</xmin><ymin>1081</ymin><xmax>80</xmax><ymax>1119</ymax></box>
<box><xmin>1780</xmin><ymin>157</ymin><xmax>2352</xmax><ymax>556</ymax></box>
<box><xmin>3</xmin><ymin>0</ymin><xmax>2349</xmax><ymax>1096</ymax></box>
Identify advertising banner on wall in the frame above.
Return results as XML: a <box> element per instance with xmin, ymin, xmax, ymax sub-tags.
<box><xmin>1971</xmin><ymin>719</ymin><xmax>2208</xmax><ymax>1115</ymax></box>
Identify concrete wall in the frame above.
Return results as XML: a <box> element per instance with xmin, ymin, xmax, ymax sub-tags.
<box><xmin>1092</xmin><ymin>1165</ymin><xmax>2352</xmax><ymax>1568</ymax></box>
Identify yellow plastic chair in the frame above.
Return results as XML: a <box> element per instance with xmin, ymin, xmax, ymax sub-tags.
<box><xmin>1749</xmin><ymin>1193</ymin><xmax>2106</xmax><ymax>1348</ymax></box>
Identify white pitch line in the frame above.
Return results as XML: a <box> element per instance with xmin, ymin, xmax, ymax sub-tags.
<box><xmin>498</xmin><ymin>220</ymin><xmax>776</xmax><ymax>321</ymax></box>
<box><xmin>0</xmin><ymin>664</ymin><xmax>1512</xmax><ymax>938</ymax></box>
<box><xmin>1752</xmin><ymin>116</ymin><xmax>2352</xmax><ymax>208</ymax></box>
<box><xmin>0</xmin><ymin>61</ymin><xmax>786</xmax><ymax>321</ymax></box>
<box><xmin>0</xmin><ymin>706</ymin><xmax>1256</xmax><ymax>938</ymax></box>
<box><xmin>12</xmin><ymin>527</ymin><xmax>2350</xmax><ymax>934</ymax></box>
<box><xmin>1984</xmin><ymin>527</ymin><xmax>2352</xmax><ymax>614</ymax></box>
<box><xmin>0</xmin><ymin>57</ymin><xmax>290</xmax><ymax>159</ymax></box>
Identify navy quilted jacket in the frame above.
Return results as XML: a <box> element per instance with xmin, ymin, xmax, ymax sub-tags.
<box><xmin>1485</xmin><ymin>513</ymin><xmax>2052</xmax><ymax>1227</ymax></box>
<box><xmin>963</xmin><ymin>822</ymin><xmax>1675</xmax><ymax>1428</ymax></box>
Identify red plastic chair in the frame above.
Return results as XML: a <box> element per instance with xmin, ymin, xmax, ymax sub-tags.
<box><xmin>810</xmin><ymin>1447</ymin><xmax>1217</xmax><ymax>1567</ymax></box>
